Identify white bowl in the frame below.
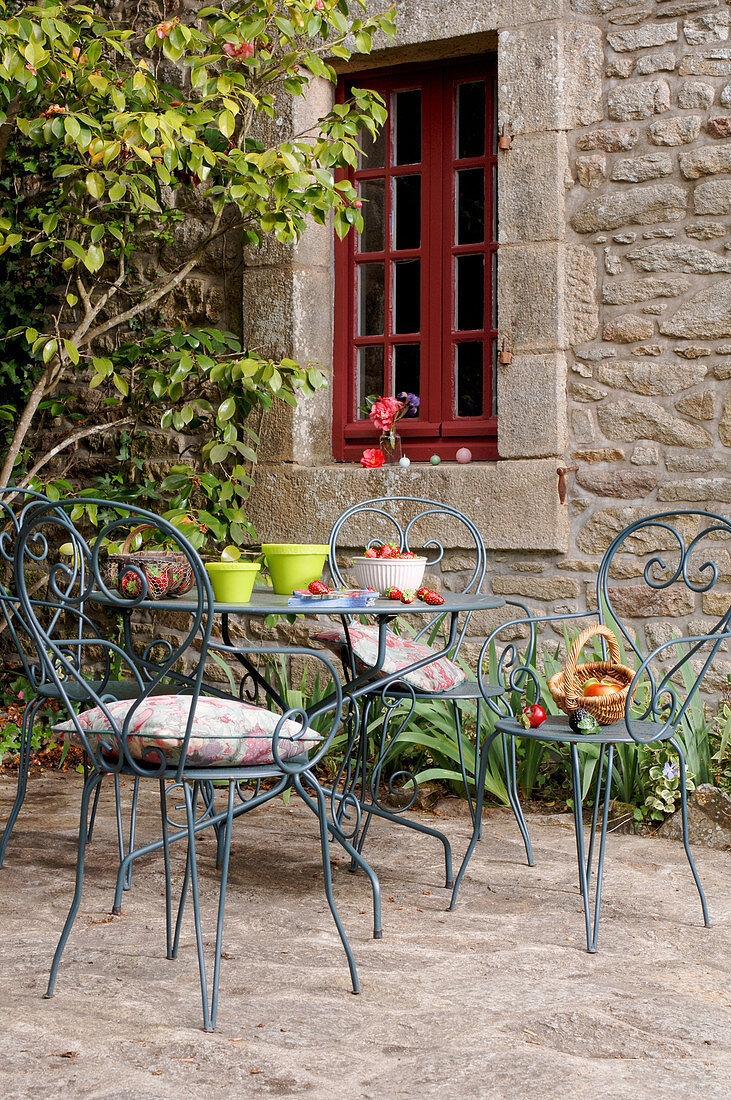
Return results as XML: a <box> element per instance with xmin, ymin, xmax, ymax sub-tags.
<box><xmin>353</xmin><ymin>556</ymin><xmax>427</xmax><ymax>594</ymax></box>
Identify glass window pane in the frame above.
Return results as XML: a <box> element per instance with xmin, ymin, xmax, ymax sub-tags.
<box><xmin>393</xmin><ymin>89</ymin><xmax>421</xmax><ymax>165</ymax></box>
<box><xmin>358</xmin><ymin>124</ymin><xmax>386</xmax><ymax>169</ymax></box>
<box><xmin>394</xmin><ymin>344</ymin><xmax>420</xmax><ymax>400</ymax></box>
<box><xmin>393</xmin><ymin>258</ymin><xmax>420</xmax><ymax>334</ymax></box>
<box><xmin>456</xmin><ymin>168</ymin><xmax>485</xmax><ymax>245</ymax></box>
<box><xmin>357</xmin><ymin>346</ymin><xmax>384</xmax><ymax>412</ymax></box>
<box><xmin>457</xmin><ymin>82</ymin><xmax>485</xmax><ymax>159</ymax></box>
<box><xmin>456</xmin><ymin>255</ymin><xmax>484</xmax><ymax>332</ymax></box>
<box><xmin>358</xmin><ymin>179</ymin><xmax>385</xmax><ymax>254</ymax></box>
<box><xmin>455</xmin><ymin>342</ymin><xmax>483</xmax><ymax>418</ymax></box>
<box><xmin>358</xmin><ymin>262</ymin><xmax>385</xmax><ymax>336</ymax></box>
<box><xmin>393</xmin><ymin>175</ymin><xmax>421</xmax><ymax>250</ymax></box>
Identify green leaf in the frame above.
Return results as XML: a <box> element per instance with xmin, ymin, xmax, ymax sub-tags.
<box><xmin>62</xmin><ymin>340</ymin><xmax>79</xmax><ymax>365</ymax></box>
<box><xmin>217</xmin><ymin>396</ymin><xmax>236</xmax><ymax>422</ymax></box>
<box><xmin>218</xmin><ymin>109</ymin><xmax>235</xmax><ymax>139</ymax></box>
<box><xmin>86</xmin><ymin>171</ymin><xmax>105</xmax><ymax>199</ymax></box>
<box><xmin>83</xmin><ymin>244</ymin><xmax>104</xmax><ymax>272</ymax></box>
<box><xmin>42</xmin><ymin>339</ymin><xmax>58</xmax><ymax>363</ymax></box>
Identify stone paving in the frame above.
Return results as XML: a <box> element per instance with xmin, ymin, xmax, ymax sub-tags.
<box><xmin>0</xmin><ymin>771</ymin><xmax>729</xmax><ymax>1099</ymax></box>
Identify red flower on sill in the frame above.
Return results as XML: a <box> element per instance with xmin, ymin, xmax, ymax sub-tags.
<box><xmin>360</xmin><ymin>447</ymin><xmax>385</xmax><ymax>468</ymax></box>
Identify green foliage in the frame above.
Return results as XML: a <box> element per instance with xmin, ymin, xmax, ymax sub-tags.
<box><xmin>639</xmin><ymin>742</ymin><xmax>694</xmax><ymax>822</ymax></box>
<box><xmin>0</xmin><ymin>0</ymin><xmax>396</xmax><ymax>533</ymax></box>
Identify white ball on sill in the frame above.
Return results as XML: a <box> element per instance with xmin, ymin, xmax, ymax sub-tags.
<box><xmin>398</xmin><ymin>456</ymin><xmax>411</xmax><ymax>468</ymax></box>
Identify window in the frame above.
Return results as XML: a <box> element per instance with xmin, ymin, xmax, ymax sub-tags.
<box><xmin>333</xmin><ymin>58</ymin><xmax>498</xmax><ymax>462</ymax></box>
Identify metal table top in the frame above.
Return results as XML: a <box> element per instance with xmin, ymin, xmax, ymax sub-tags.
<box><xmin>94</xmin><ymin>586</ymin><xmax>504</xmax><ymax>617</ymax></box>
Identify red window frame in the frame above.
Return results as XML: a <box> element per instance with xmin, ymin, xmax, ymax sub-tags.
<box><xmin>333</xmin><ymin>56</ymin><xmax>498</xmax><ymax>463</ymax></box>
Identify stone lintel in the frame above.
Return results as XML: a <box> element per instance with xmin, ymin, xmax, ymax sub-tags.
<box><xmin>245</xmin><ymin>459</ymin><xmax>570</xmax><ymax>552</ymax></box>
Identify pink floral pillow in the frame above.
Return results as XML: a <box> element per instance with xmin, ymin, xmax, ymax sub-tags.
<box><xmin>313</xmin><ymin>625</ymin><xmax>466</xmax><ymax>694</ymax></box>
<box><xmin>53</xmin><ymin>694</ymin><xmax>320</xmax><ymax>768</ymax></box>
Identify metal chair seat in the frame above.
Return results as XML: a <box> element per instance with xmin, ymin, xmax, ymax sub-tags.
<box><xmin>496</xmin><ymin>714</ymin><xmax>665</xmax><ymax>745</ymax></box>
<box><xmin>382</xmin><ymin>678</ymin><xmax>504</xmax><ymax>701</ymax></box>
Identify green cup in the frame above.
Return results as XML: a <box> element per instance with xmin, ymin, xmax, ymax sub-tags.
<box><xmin>205</xmin><ymin>561</ymin><xmax>261</xmax><ymax>603</ymax></box>
<box><xmin>261</xmin><ymin>543</ymin><xmax>330</xmax><ymax>595</ymax></box>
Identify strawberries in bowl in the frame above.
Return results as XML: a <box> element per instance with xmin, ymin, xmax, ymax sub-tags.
<box><xmin>353</xmin><ymin>545</ymin><xmax>427</xmax><ymax>594</ymax></box>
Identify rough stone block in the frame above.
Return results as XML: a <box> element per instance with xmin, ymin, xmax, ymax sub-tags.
<box><xmin>720</xmin><ymin>394</ymin><xmax>731</xmax><ymax>446</ymax></box>
<box><xmin>706</xmin><ymin>115</ymin><xmax>731</xmax><ymax>138</ymax></box>
<box><xmin>577</xmin><ymin>506</ymin><xmax>699</xmax><ymax>554</ymax></box>
<box><xmin>677</xmin><ymin>80</ymin><xmax>715</xmax><ymax>108</ymax></box>
<box><xmin>498</xmin><ymin>22</ymin><xmax>603</xmax><ymax>135</ymax></box>
<box><xmin>658</xmin><ymin>476</ymin><xmax>731</xmax><ymax>501</ymax></box>
<box><xmin>602</xmin><ymin>314</ymin><xmax>655</xmax><ymax>342</ymax></box>
<box><xmin>607</xmin><ymin>583</ymin><xmax>695</xmax><ymax>618</ymax></box>
<box><xmin>576</xmin><ymin>467</ymin><xmax>657</xmax><ymax>497</ymax></box>
<box><xmin>573</xmin><ymin>447</ymin><xmax>626</xmax><ymax>462</ymax></box>
<box><xmin>636</xmin><ymin>52</ymin><xmax>676</xmax><ymax>75</ymax></box>
<box><xmin>497</xmin><ymin>352</ymin><xmax>568</xmax><ymax>458</ymax></box>
<box><xmin>680</xmin><ymin>143</ymin><xmax>731</xmax><ymax>177</ymax></box>
<box><xmin>626</xmin><ymin>242</ymin><xmax>731</xmax><ymax>274</ymax></box>
<box><xmin>683</xmin><ymin>11</ymin><xmax>729</xmax><ymax>45</ymax></box>
<box><xmin>723</xmin><ymin>81</ymin><xmax>731</xmax><ymax>106</ymax></box>
<box><xmin>694</xmin><ymin>179</ymin><xmax>731</xmax><ymax>214</ymax></box>
<box><xmin>606</xmin><ymin>57</ymin><xmax>635</xmax><ymax>78</ymax></box>
<box><xmin>672</xmin><ymin>387</ymin><xmax>712</xmax><ymax>420</ymax></box>
<box><xmin>607</xmin><ymin>79</ymin><xmax>671</xmax><ymax>120</ymax></box>
<box><xmin>666</xmin><ymin>453</ymin><xmax>728</xmax><ymax>471</ymax></box>
<box><xmin>597</xmin><ymin>359</ymin><xmax>708</xmax><ymax>394</ymax></box>
<box><xmin>659</xmin><ymin>279</ymin><xmax>731</xmax><ymax>337</ymax></box>
<box><xmin>651</xmin><ymin>0</ymin><xmax>719</xmax><ymax>14</ymax></box>
<box><xmin>499</xmin><ymin>132</ymin><xmax>568</xmax><ymax>242</ymax></box>
<box><xmin>610</xmin><ymin>152</ymin><xmax>673</xmax><ymax>181</ymax></box>
<box><xmin>570</xmin><ymin>184</ymin><xmax>687</xmax><ymax>233</ymax></box>
<box><xmin>678</xmin><ymin>50</ymin><xmax>731</xmax><ymax>76</ymax></box>
<box><xmin>608</xmin><ymin>23</ymin><xmax>678</xmax><ymax>52</ymax></box>
<box><xmin>631</xmin><ymin>444</ymin><xmax>660</xmax><ymax>464</ymax></box>
<box><xmin>602</xmin><ymin>275</ymin><xmax>692</xmax><ymax>303</ymax></box>
<box><xmin>647</xmin><ymin>115</ymin><xmax>702</xmax><ymax>145</ymax></box>
<box><xmin>571</xmin><ymin>407</ymin><xmax>596</xmax><ymax>443</ymax></box>
<box><xmin>572</xmin><ymin>382</ymin><xmax>609</xmax><ymax>401</ymax></box>
<box><xmin>576</xmin><ymin>125</ymin><xmax>639</xmax><ymax>151</ymax></box>
<box><xmin>659</xmin><ymin>785</ymin><xmax>731</xmax><ymax>851</ymax></box>
<box><xmin>245</xmin><ymin>459</ymin><xmax>570</xmax><ymax>552</ymax></box>
<box><xmin>597</xmin><ymin>398</ymin><xmax>713</xmax><ymax>446</ymax></box>
<box><xmin>576</xmin><ymin>154</ymin><xmax>606</xmax><ymax>190</ymax></box>
<box><xmin>685</xmin><ymin>220</ymin><xmax>727</xmax><ymax>239</ymax></box>
<box><xmin>499</xmin><ymin>244</ymin><xmax>598</xmax><ymax>350</ymax></box>
<box><xmin>490</xmin><ymin>575</ymin><xmax>580</xmax><ymax>600</ymax></box>
<box><xmin>674</xmin><ymin>344</ymin><xmax>712</xmax><ymax>358</ymax></box>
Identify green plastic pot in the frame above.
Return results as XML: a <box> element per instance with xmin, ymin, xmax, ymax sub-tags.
<box><xmin>261</xmin><ymin>543</ymin><xmax>330</xmax><ymax>595</ymax></box>
<box><xmin>205</xmin><ymin>561</ymin><xmax>260</xmax><ymax>604</ymax></box>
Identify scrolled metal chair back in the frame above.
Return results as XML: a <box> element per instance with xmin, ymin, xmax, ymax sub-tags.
<box><xmin>329</xmin><ymin>495</ymin><xmax>487</xmax><ymax>652</ymax></box>
<box><xmin>14</xmin><ymin>498</ymin><xmax>214</xmax><ymax>781</ymax></box>
<box><xmin>596</xmin><ymin>509</ymin><xmax>731</xmax><ymax>741</ymax></box>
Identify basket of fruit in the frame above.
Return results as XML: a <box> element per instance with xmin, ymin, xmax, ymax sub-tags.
<box><xmin>548</xmin><ymin>624</ymin><xmax>636</xmax><ymax>726</ymax></box>
<box><xmin>352</xmin><ymin>543</ymin><xmax>427</xmax><ymax>594</ymax></box>
<box><xmin>107</xmin><ymin>524</ymin><xmax>194</xmax><ymax>601</ymax></box>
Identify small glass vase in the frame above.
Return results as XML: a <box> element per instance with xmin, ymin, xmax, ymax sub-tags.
<box><xmin>379</xmin><ymin>429</ymin><xmax>403</xmax><ymax>464</ymax></box>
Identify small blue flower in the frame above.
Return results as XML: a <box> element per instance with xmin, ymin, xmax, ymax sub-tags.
<box><xmin>662</xmin><ymin>761</ymin><xmax>679</xmax><ymax>781</ymax></box>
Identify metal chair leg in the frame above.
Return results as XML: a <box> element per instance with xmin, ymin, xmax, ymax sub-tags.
<box><xmin>159</xmin><ymin>778</ymin><xmax>173</xmax><ymax>958</ymax></box>
<box><xmin>502</xmin><ymin>733</ymin><xmax>534</xmax><ymax>866</ymax></box>
<box><xmin>570</xmin><ymin>742</ymin><xmax>613</xmax><ymax>953</ymax></box>
<box><xmin>450</xmin><ymin>731</ymin><xmax>498</xmax><ymax>910</ymax></box>
<box><xmin>45</xmin><ymin>770</ymin><xmax>103</xmax><ymax>998</ymax></box>
<box><xmin>209</xmin><ymin>783</ymin><xmax>236</xmax><ymax>1030</ymax></box>
<box><xmin>295</xmin><ymin>772</ymin><xmax>360</xmax><ymax>994</ymax></box>
<box><xmin>670</xmin><ymin>735</ymin><xmax>710</xmax><ymax>928</ymax></box>
<box><xmin>0</xmin><ymin>696</ymin><xmax>43</xmax><ymax>867</ymax></box>
<box><xmin>182</xmin><ymin>781</ymin><xmax>212</xmax><ymax>1030</ymax></box>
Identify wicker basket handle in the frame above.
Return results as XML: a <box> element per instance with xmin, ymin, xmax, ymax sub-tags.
<box><xmin>563</xmin><ymin>624</ymin><xmax>622</xmax><ymax>711</ymax></box>
<box><xmin>121</xmin><ymin>523</ymin><xmax>157</xmax><ymax>555</ymax></box>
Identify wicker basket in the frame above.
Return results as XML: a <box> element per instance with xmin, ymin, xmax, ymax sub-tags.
<box><xmin>548</xmin><ymin>624</ymin><xmax>636</xmax><ymax>725</ymax></box>
<box><xmin>107</xmin><ymin>524</ymin><xmax>194</xmax><ymax>601</ymax></box>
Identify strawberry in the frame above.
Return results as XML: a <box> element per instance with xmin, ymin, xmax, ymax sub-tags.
<box><xmin>421</xmin><ymin>589</ymin><xmax>445</xmax><ymax>606</ymax></box>
<box><xmin>308</xmin><ymin>580</ymin><xmax>331</xmax><ymax>595</ymax></box>
<box><xmin>401</xmin><ymin>551</ymin><xmax>415</xmax><ymax>559</ymax></box>
<box><xmin>385</xmin><ymin>586</ymin><xmax>403</xmax><ymax>600</ymax></box>
<box><xmin>379</xmin><ymin>543</ymin><xmax>399</xmax><ymax>559</ymax></box>
<box><xmin>415</xmin><ymin>586</ymin><xmax>429</xmax><ymax>599</ymax></box>
<box><xmin>400</xmin><ymin>589</ymin><xmax>415</xmax><ymax>604</ymax></box>
<box><xmin>364</xmin><ymin>547</ymin><xmax>378</xmax><ymax>559</ymax></box>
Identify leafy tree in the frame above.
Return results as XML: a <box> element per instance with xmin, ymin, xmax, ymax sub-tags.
<box><xmin>0</xmin><ymin>0</ymin><xmax>394</xmax><ymax>545</ymax></box>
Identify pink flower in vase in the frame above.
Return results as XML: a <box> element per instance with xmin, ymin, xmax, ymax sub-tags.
<box><xmin>369</xmin><ymin>396</ymin><xmax>403</xmax><ymax>432</ymax></box>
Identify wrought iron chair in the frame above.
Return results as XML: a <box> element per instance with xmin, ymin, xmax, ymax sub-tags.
<box><xmin>325</xmin><ymin>496</ymin><xmax>534</xmax><ymax>888</ymax></box>
<box><xmin>452</xmin><ymin>509</ymin><xmax>729</xmax><ymax>951</ymax></box>
<box><xmin>15</xmin><ymin>498</ymin><xmax>378</xmax><ymax>1031</ymax></box>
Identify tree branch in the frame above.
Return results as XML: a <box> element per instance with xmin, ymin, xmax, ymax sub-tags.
<box><xmin>13</xmin><ymin>417</ymin><xmax>135</xmax><ymax>493</ymax></box>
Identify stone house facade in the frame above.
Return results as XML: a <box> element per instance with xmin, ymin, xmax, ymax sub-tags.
<box><xmin>224</xmin><ymin>1</ymin><xmax>729</xmax><ymax>672</ymax></box>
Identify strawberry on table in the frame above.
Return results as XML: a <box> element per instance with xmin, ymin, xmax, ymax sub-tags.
<box><xmin>308</xmin><ymin>580</ymin><xmax>331</xmax><ymax>595</ymax></box>
<box><xmin>400</xmin><ymin>589</ymin><xmax>415</xmax><ymax>604</ymax></box>
<box><xmin>415</xmin><ymin>586</ymin><xmax>429</xmax><ymax>599</ymax></box>
<box><xmin>385</xmin><ymin>586</ymin><xmax>403</xmax><ymax>600</ymax></box>
<box><xmin>421</xmin><ymin>590</ymin><xmax>445</xmax><ymax>606</ymax></box>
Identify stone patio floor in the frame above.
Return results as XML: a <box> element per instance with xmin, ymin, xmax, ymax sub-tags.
<box><xmin>0</xmin><ymin>771</ymin><xmax>729</xmax><ymax>1099</ymax></box>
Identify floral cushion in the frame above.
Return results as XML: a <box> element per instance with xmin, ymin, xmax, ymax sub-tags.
<box><xmin>313</xmin><ymin>625</ymin><xmax>466</xmax><ymax>694</ymax></box>
<box><xmin>53</xmin><ymin>694</ymin><xmax>320</xmax><ymax>768</ymax></box>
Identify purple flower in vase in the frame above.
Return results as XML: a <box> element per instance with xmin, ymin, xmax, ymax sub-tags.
<box><xmin>397</xmin><ymin>391</ymin><xmax>420</xmax><ymax>418</ymax></box>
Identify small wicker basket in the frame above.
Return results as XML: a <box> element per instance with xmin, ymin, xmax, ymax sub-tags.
<box><xmin>107</xmin><ymin>524</ymin><xmax>194</xmax><ymax>601</ymax></box>
<box><xmin>548</xmin><ymin>624</ymin><xmax>636</xmax><ymax>725</ymax></box>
